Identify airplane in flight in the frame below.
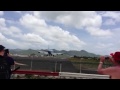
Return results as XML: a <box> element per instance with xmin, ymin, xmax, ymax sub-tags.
<box><xmin>38</xmin><ymin>49</ymin><xmax>63</xmax><ymax>56</ymax></box>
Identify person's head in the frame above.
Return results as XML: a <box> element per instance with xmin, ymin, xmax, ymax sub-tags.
<box><xmin>4</xmin><ymin>49</ymin><xmax>9</xmax><ymax>57</ymax></box>
<box><xmin>0</xmin><ymin>45</ymin><xmax>5</xmax><ymax>56</ymax></box>
<box><xmin>110</xmin><ymin>52</ymin><xmax>120</xmax><ymax>65</ymax></box>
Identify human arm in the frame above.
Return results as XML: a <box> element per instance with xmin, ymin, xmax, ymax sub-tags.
<box><xmin>97</xmin><ymin>56</ymin><xmax>105</xmax><ymax>74</ymax></box>
<box><xmin>97</xmin><ymin>56</ymin><xmax>112</xmax><ymax>75</ymax></box>
<box><xmin>8</xmin><ymin>56</ymin><xmax>27</xmax><ymax>66</ymax></box>
<box><xmin>14</xmin><ymin>61</ymin><xmax>27</xmax><ymax>66</ymax></box>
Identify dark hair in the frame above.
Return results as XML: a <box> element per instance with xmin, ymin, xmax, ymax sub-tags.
<box><xmin>4</xmin><ymin>49</ymin><xmax>9</xmax><ymax>57</ymax></box>
<box><xmin>0</xmin><ymin>45</ymin><xmax>5</xmax><ymax>52</ymax></box>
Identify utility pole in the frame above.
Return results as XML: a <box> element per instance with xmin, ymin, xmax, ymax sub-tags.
<box><xmin>79</xmin><ymin>59</ymin><xmax>81</xmax><ymax>73</ymax></box>
<box><xmin>48</xmin><ymin>45</ymin><xmax>49</xmax><ymax>50</ymax></box>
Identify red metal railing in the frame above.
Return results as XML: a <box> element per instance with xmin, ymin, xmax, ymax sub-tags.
<box><xmin>13</xmin><ymin>70</ymin><xmax>59</xmax><ymax>76</ymax></box>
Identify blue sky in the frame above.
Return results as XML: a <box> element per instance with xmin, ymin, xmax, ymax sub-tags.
<box><xmin>0</xmin><ymin>11</ymin><xmax>120</xmax><ymax>55</ymax></box>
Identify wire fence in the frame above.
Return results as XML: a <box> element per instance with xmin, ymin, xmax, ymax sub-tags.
<box><xmin>13</xmin><ymin>57</ymin><xmax>112</xmax><ymax>74</ymax></box>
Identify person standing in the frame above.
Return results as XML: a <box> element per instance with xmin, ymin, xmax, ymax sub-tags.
<box><xmin>4</xmin><ymin>49</ymin><xmax>27</xmax><ymax>79</ymax></box>
<box><xmin>0</xmin><ymin>45</ymin><xmax>10</xmax><ymax>79</ymax></box>
<box><xmin>98</xmin><ymin>52</ymin><xmax>120</xmax><ymax>79</ymax></box>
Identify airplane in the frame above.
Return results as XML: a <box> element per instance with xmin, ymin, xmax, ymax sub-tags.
<box><xmin>38</xmin><ymin>49</ymin><xmax>63</xmax><ymax>56</ymax></box>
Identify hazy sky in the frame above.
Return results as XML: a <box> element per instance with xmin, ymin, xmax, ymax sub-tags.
<box><xmin>0</xmin><ymin>11</ymin><xmax>120</xmax><ymax>55</ymax></box>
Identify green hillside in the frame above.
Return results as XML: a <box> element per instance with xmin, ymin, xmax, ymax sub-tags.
<box><xmin>10</xmin><ymin>49</ymin><xmax>100</xmax><ymax>57</ymax></box>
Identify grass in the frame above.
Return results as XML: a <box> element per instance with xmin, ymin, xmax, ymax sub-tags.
<box><xmin>68</xmin><ymin>57</ymin><xmax>113</xmax><ymax>70</ymax></box>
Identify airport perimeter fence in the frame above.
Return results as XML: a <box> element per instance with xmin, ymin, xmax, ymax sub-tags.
<box><xmin>13</xmin><ymin>57</ymin><xmax>112</xmax><ymax>74</ymax></box>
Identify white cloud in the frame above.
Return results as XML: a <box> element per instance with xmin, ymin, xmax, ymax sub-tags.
<box><xmin>38</xmin><ymin>11</ymin><xmax>102</xmax><ymax>28</ymax></box>
<box><xmin>20</xmin><ymin>14</ymin><xmax>47</xmax><ymax>28</ymax></box>
<box><xmin>0</xmin><ymin>11</ymin><xmax>4</xmax><ymax>16</ymax></box>
<box><xmin>0</xmin><ymin>12</ymin><xmax>86</xmax><ymax>51</ymax></box>
<box><xmin>110</xmin><ymin>28</ymin><xmax>120</xmax><ymax>43</ymax></box>
<box><xmin>0</xmin><ymin>33</ymin><xmax>35</xmax><ymax>49</ymax></box>
<box><xmin>19</xmin><ymin>13</ymin><xmax>86</xmax><ymax>50</ymax></box>
<box><xmin>0</xmin><ymin>33</ymin><xmax>21</xmax><ymax>48</ymax></box>
<box><xmin>0</xmin><ymin>11</ymin><xmax>119</xmax><ymax>55</ymax></box>
<box><xmin>96</xmin><ymin>43</ymin><xmax>113</xmax><ymax>49</ymax></box>
<box><xmin>102</xmin><ymin>11</ymin><xmax>120</xmax><ymax>20</ymax></box>
<box><xmin>95</xmin><ymin>42</ymin><xmax>120</xmax><ymax>55</ymax></box>
<box><xmin>6</xmin><ymin>19</ymin><xmax>19</xmax><ymax>25</ymax></box>
<box><xmin>15</xmin><ymin>11</ymin><xmax>22</xmax><ymax>14</ymax></box>
<box><xmin>103</xmin><ymin>19</ymin><xmax>116</xmax><ymax>25</ymax></box>
<box><xmin>86</xmin><ymin>27</ymin><xmax>113</xmax><ymax>36</ymax></box>
<box><xmin>102</xmin><ymin>11</ymin><xmax>120</xmax><ymax>24</ymax></box>
<box><xmin>31</xmin><ymin>11</ymin><xmax>112</xmax><ymax>37</ymax></box>
<box><xmin>33</xmin><ymin>11</ymin><xmax>41</xmax><ymax>18</ymax></box>
<box><xmin>23</xmin><ymin>33</ymin><xmax>48</xmax><ymax>45</ymax></box>
<box><xmin>0</xmin><ymin>33</ymin><xmax>6</xmax><ymax>40</ymax></box>
<box><xmin>0</xmin><ymin>25</ymin><xmax>22</xmax><ymax>38</ymax></box>
<box><xmin>0</xmin><ymin>18</ymin><xmax>6</xmax><ymax>27</ymax></box>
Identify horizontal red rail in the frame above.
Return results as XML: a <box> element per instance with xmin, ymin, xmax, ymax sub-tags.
<box><xmin>13</xmin><ymin>70</ymin><xmax>59</xmax><ymax>76</ymax></box>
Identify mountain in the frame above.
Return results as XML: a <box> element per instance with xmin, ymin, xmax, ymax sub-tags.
<box><xmin>53</xmin><ymin>49</ymin><xmax>100</xmax><ymax>57</ymax></box>
<box><xmin>10</xmin><ymin>49</ymin><xmax>39</xmax><ymax>55</ymax></box>
<box><xmin>9</xmin><ymin>49</ymin><xmax>100</xmax><ymax>57</ymax></box>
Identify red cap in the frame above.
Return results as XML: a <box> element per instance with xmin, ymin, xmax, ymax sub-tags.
<box><xmin>110</xmin><ymin>52</ymin><xmax>120</xmax><ymax>61</ymax></box>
